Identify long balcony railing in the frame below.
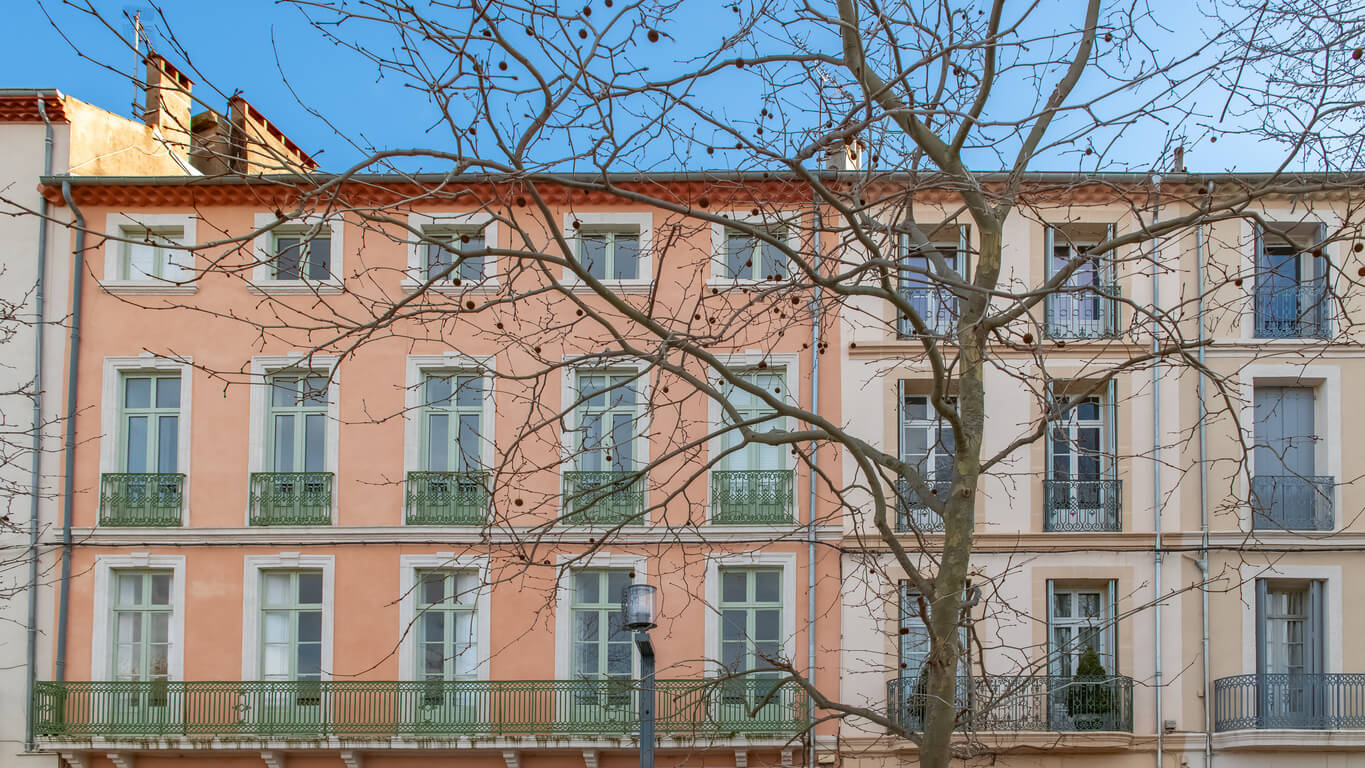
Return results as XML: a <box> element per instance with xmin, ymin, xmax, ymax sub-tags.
<box><xmin>561</xmin><ymin>470</ymin><xmax>645</xmax><ymax>526</ymax></box>
<box><xmin>897</xmin><ymin>288</ymin><xmax>959</xmax><ymax>338</ymax></box>
<box><xmin>710</xmin><ymin>469</ymin><xmax>794</xmax><ymax>524</ymax></box>
<box><xmin>1213</xmin><ymin>674</ymin><xmax>1365</xmax><ymax>730</ymax></box>
<box><xmin>1044</xmin><ymin>285</ymin><xmax>1120</xmax><ymax>339</ymax></box>
<box><xmin>405</xmin><ymin>471</ymin><xmax>489</xmax><ymax>525</ymax></box>
<box><xmin>32</xmin><ymin>678</ymin><xmax>808</xmax><ymax>739</ymax></box>
<box><xmin>894</xmin><ymin>478</ymin><xmax>950</xmax><ymax>532</ymax></box>
<box><xmin>1043</xmin><ymin>478</ymin><xmax>1122</xmax><ymax>532</ymax></box>
<box><xmin>1250</xmin><ymin>475</ymin><xmax>1335</xmax><ymax>531</ymax></box>
<box><xmin>248</xmin><ymin>472</ymin><xmax>333</xmax><ymax>526</ymax></box>
<box><xmin>1255</xmin><ymin>279</ymin><xmax>1330</xmax><ymax>339</ymax></box>
<box><xmin>887</xmin><ymin>675</ymin><xmax>1134</xmax><ymax>733</ymax></box>
<box><xmin>98</xmin><ymin>473</ymin><xmax>184</xmax><ymax>527</ymax></box>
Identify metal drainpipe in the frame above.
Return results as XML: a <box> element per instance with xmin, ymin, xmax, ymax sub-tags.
<box><xmin>1150</xmin><ymin>174</ymin><xmax>1164</xmax><ymax>768</ymax></box>
<box><xmin>806</xmin><ymin>183</ymin><xmax>822</xmax><ymax>768</ymax></box>
<box><xmin>1195</xmin><ymin>218</ymin><xmax>1213</xmax><ymax>767</ymax></box>
<box><xmin>54</xmin><ymin>179</ymin><xmax>85</xmax><ymax>683</ymax></box>
<box><xmin>23</xmin><ymin>95</ymin><xmax>55</xmax><ymax>750</ymax></box>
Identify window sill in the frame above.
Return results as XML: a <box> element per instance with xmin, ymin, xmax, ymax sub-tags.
<box><xmin>247</xmin><ymin>281</ymin><xmax>344</xmax><ymax>296</ymax></box>
<box><xmin>562</xmin><ymin>280</ymin><xmax>655</xmax><ymax>295</ymax></box>
<box><xmin>399</xmin><ymin>279</ymin><xmax>501</xmax><ymax>295</ymax></box>
<box><xmin>705</xmin><ymin>279</ymin><xmax>791</xmax><ymax>291</ymax></box>
<box><xmin>100</xmin><ymin>281</ymin><xmax>198</xmax><ymax>296</ymax></box>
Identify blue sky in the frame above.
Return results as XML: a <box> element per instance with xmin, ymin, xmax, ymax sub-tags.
<box><xmin>5</xmin><ymin>0</ymin><xmax>1301</xmax><ymax>174</ymax></box>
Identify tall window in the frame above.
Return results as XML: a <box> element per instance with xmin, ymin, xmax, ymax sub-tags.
<box><xmin>1255</xmin><ymin>224</ymin><xmax>1329</xmax><ymax>338</ymax></box>
<box><xmin>416</xmin><ymin>570</ymin><xmax>479</xmax><ymax>681</ymax></box>
<box><xmin>120</xmin><ymin>374</ymin><xmax>180</xmax><ymax>474</ymax></box>
<box><xmin>268</xmin><ymin>373</ymin><xmax>328</xmax><ymax>474</ymax></box>
<box><xmin>897</xmin><ymin>389</ymin><xmax>955</xmax><ymax>531</ymax></box>
<box><xmin>423</xmin><ymin>229</ymin><xmax>486</xmax><ymax>283</ymax></box>
<box><xmin>121</xmin><ymin>227</ymin><xmax>190</xmax><ymax>281</ymax></box>
<box><xmin>723</xmin><ymin>226</ymin><xmax>788</xmax><ymax>281</ymax></box>
<box><xmin>260</xmin><ymin>570</ymin><xmax>324</xmax><ymax>682</ymax></box>
<box><xmin>574</xmin><ymin>371</ymin><xmax>638</xmax><ymax>473</ymax></box>
<box><xmin>571</xmin><ymin>569</ymin><xmax>633</xmax><ymax>682</ymax></box>
<box><xmin>1046</xmin><ymin>229</ymin><xmax>1114</xmax><ymax>338</ymax></box>
<box><xmin>898</xmin><ymin>237</ymin><xmax>961</xmax><ymax>336</ymax></box>
<box><xmin>717</xmin><ymin>370</ymin><xmax>785</xmax><ymax>472</ymax></box>
<box><xmin>719</xmin><ymin>568</ymin><xmax>782</xmax><ymax>675</ymax></box>
<box><xmin>422</xmin><ymin>373</ymin><xmax>484</xmax><ymax>473</ymax></box>
<box><xmin>579</xmin><ymin>229</ymin><xmax>640</xmax><ymax>280</ymax></box>
<box><xmin>1046</xmin><ymin>389</ymin><xmax>1118</xmax><ymax>531</ymax></box>
<box><xmin>1257</xmin><ymin>580</ymin><xmax>1326</xmax><ymax>726</ymax></box>
<box><xmin>273</xmin><ymin>231</ymin><xmax>332</xmax><ymax>281</ymax></box>
<box><xmin>1252</xmin><ymin>386</ymin><xmax>1330</xmax><ymax>530</ymax></box>
<box><xmin>112</xmin><ymin>571</ymin><xmax>173</xmax><ymax>682</ymax></box>
<box><xmin>1048</xmin><ymin>584</ymin><xmax>1114</xmax><ymax>677</ymax></box>
<box><xmin>895</xmin><ymin>584</ymin><xmax>970</xmax><ymax>726</ymax></box>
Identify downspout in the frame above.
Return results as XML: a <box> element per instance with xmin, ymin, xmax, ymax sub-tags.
<box><xmin>54</xmin><ymin>179</ymin><xmax>85</xmax><ymax>683</ymax></box>
<box><xmin>23</xmin><ymin>95</ymin><xmax>55</xmax><ymax>750</ymax></box>
<box><xmin>1195</xmin><ymin>218</ymin><xmax>1213</xmax><ymax>767</ymax></box>
<box><xmin>806</xmin><ymin>181</ymin><xmax>822</xmax><ymax>768</ymax></box>
<box><xmin>1150</xmin><ymin>174</ymin><xmax>1164</xmax><ymax>768</ymax></box>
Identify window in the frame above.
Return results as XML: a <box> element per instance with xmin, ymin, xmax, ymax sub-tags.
<box><xmin>119</xmin><ymin>374</ymin><xmax>181</xmax><ymax>475</ymax></box>
<box><xmin>574</xmin><ymin>372</ymin><xmax>639</xmax><ymax>473</ymax></box>
<box><xmin>712</xmin><ymin>369</ymin><xmax>792</xmax><ymax>524</ymax></box>
<box><xmin>1045</xmin><ymin>226</ymin><xmax>1116</xmax><ymax>338</ymax></box>
<box><xmin>722</xmin><ymin>226</ymin><xmax>788</xmax><ymax>281</ymax></box>
<box><xmin>112</xmin><ymin>571</ymin><xmax>173</xmax><ymax>682</ymax></box>
<box><xmin>719</xmin><ymin>568</ymin><xmax>782</xmax><ymax>675</ymax></box>
<box><xmin>260</xmin><ymin>570</ymin><xmax>324</xmax><ymax>682</ymax></box>
<box><xmin>717</xmin><ymin>370</ymin><xmax>785</xmax><ymax>473</ymax></box>
<box><xmin>273</xmin><ymin>231</ymin><xmax>332</xmax><ymax>281</ymax></box>
<box><xmin>268</xmin><ymin>374</ymin><xmax>328</xmax><ymax>474</ymax></box>
<box><xmin>571</xmin><ymin>569</ymin><xmax>633</xmax><ymax>682</ymax></box>
<box><xmin>1256</xmin><ymin>580</ymin><xmax>1326</xmax><ymax>726</ymax></box>
<box><xmin>422</xmin><ymin>373</ymin><xmax>484</xmax><ymax>473</ymax></box>
<box><xmin>415</xmin><ymin>570</ymin><xmax>479</xmax><ymax>681</ymax></box>
<box><xmin>1046</xmin><ymin>387</ymin><xmax>1120</xmax><ymax>531</ymax></box>
<box><xmin>1048</xmin><ymin>585</ymin><xmax>1115</xmax><ymax>677</ymax></box>
<box><xmin>1255</xmin><ymin>224</ymin><xmax>1329</xmax><ymax>338</ymax></box>
<box><xmin>1252</xmin><ymin>386</ymin><xmax>1332</xmax><ymax>530</ymax></box>
<box><xmin>579</xmin><ymin>229</ymin><xmax>640</xmax><ymax>280</ymax></box>
<box><xmin>897</xmin><ymin>387</ymin><xmax>955</xmax><ymax>531</ymax></box>
<box><xmin>898</xmin><ymin>237</ymin><xmax>962</xmax><ymax>336</ymax></box>
<box><xmin>423</xmin><ymin>229</ymin><xmax>486</xmax><ymax>283</ymax></box>
<box><xmin>121</xmin><ymin>228</ymin><xmax>190</xmax><ymax>282</ymax></box>
<box><xmin>893</xmin><ymin>584</ymin><xmax>969</xmax><ymax>728</ymax></box>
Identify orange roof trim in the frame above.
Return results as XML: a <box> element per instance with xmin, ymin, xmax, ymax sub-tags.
<box><xmin>0</xmin><ymin>94</ymin><xmax>68</xmax><ymax>124</ymax></box>
<box><xmin>229</xmin><ymin>95</ymin><xmax>319</xmax><ymax>169</ymax></box>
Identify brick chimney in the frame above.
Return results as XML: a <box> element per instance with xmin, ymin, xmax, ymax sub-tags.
<box><xmin>144</xmin><ymin>53</ymin><xmax>194</xmax><ymax>162</ymax></box>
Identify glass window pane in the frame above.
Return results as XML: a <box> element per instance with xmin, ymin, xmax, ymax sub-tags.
<box><xmin>150</xmin><ymin>612</ymin><xmax>170</xmax><ymax>643</ymax></box>
<box><xmin>125</xmin><ymin>378</ymin><xmax>151</xmax><ymax>409</ymax></box>
<box><xmin>606</xmin><ymin>643</ymin><xmax>631</xmax><ymax>674</ymax></box>
<box><xmin>264</xmin><ymin>573</ymin><xmax>291</xmax><ymax>606</ymax></box>
<box><xmin>455</xmin><ymin>376</ymin><xmax>483</xmax><ymax>408</ymax></box>
<box><xmin>422</xmin><ymin>611</ymin><xmax>444</xmax><ymax>642</ymax></box>
<box><xmin>576</xmin><ymin>644</ymin><xmax>598</xmax><ymax>676</ymax></box>
<box><xmin>426</xmin><ymin>241</ymin><xmax>453</xmax><ymax>280</ymax></box>
<box><xmin>308</xmin><ymin>238</ymin><xmax>332</xmax><ymax>280</ymax></box>
<box><xmin>298</xmin><ymin>611</ymin><xmax>322</xmax><ymax>642</ymax></box>
<box><xmin>582</xmin><ymin>234</ymin><xmax>607</xmax><ymax>279</ymax></box>
<box><xmin>613</xmin><ymin>235</ymin><xmax>639</xmax><ymax>280</ymax></box>
<box><xmin>272</xmin><ymin>414</ymin><xmax>295</xmax><ymax>472</ymax></box>
<box><xmin>263</xmin><ymin>643</ymin><xmax>289</xmax><ymax>677</ymax></box>
<box><xmin>127</xmin><ymin>241</ymin><xmax>156</xmax><ymax>280</ymax></box>
<box><xmin>755</xmin><ymin>571</ymin><xmax>780</xmax><ymax>603</ymax></box>
<box><xmin>454</xmin><ymin>571</ymin><xmax>479</xmax><ymax>602</ymax></box>
<box><xmin>275</xmin><ymin>238</ymin><xmax>301</xmax><ymax>280</ymax></box>
<box><xmin>575</xmin><ymin>611</ymin><xmax>600</xmax><ymax>641</ymax></box>
<box><xmin>607</xmin><ymin>572</ymin><xmax>631</xmax><ymax>601</ymax></box>
<box><xmin>722</xmin><ymin>571</ymin><xmax>747</xmax><ymax>604</ymax></box>
<box><xmin>149</xmin><ymin>643</ymin><xmax>169</xmax><ymax>678</ymax></box>
<box><xmin>155</xmin><ymin>377</ymin><xmax>180</xmax><ymax>409</ymax></box>
<box><xmin>426</xmin><ymin>376</ymin><xmax>453</xmax><ymax>406</ymax></box>
<box><xmin>303</xmin><ymin>376</ymin><xmax>328</xmax><ymax>405</ymax></box>
<box><xmin>115</xmin><ymin>642</ymin><xmax>136</xmax><ymax>677</ymax></box>
<box><xmin>263</xmin><ymin>612</ymin><xmax>289</xmax><ymax>643</ymax></box>
<box><xmin>150</xmin><ymin>574</ymin><xmax>172</xmax><ymax>605</ymax></box>
<box><xmin>421</xmin><ymin>573</ymin><xmax>445</xmax><ymax>606</ymax></box>
<box><xmin>755</xmin><ymin>609</ymin><xmax>780</xmax><ymax>639</ymax></box>
<box><xmin>725</xmin><ymin>232</ymin><xmax>752</xmax><ymax>279</ymax></box>
<box><xmin>1052</xmin><ymin>592</ymin><xmax>1072</xmax><ymax>619</ymax></box>
<box><xmin>298</xmin><ymin>572</ymin><xmax>323</xmax><ymax>604</ymax></box>
<box><xmin>576</xmin><ymin>572</ymin><xmax>600</xmax><ymax>604</ymax></box>
<box><xmin>273</xmin><ymin>378</ymin><xmax>299</xmax><ymax>408</ymax></box>
<box><xmin>304</xmin><ymin>414</ymin><xmax>326</xmax><ymax>472</ymax></box>
<box><xmin>427</xmin><ymin>414</ymin><xmax>449</xmax><ymax>472</ymax></box>
<box><xmin>124</xmin><ymin>416</ymin><xmax>148</xmax><ymax>473</ymax></box>
<box><xmin>297</xmin><ymin>642</ymin><xmax>322</xmax><ymax>676</ymax></box>
<box><xmin>424</xmin><ymin>643</ymin><xmax>444</xmax><ymax>675</ymax></box>
<box><xmin>457</xmin><ymin>414</ymin><xmax>480</xmax><ymax>471</ymax></box>
<box><xmin>458</xmin><ymin>235</ymin><xmax>485</xmax><ymax>281</ymax></box>
<box><xmin>117</xmin><ymin>574</ymin><xmax>141</xmax><ymax>606</ymax></box>
<box><xmin>157</xmin><ymin>415</ymin><xmax>178</xmax><ymax>472</ymax></box>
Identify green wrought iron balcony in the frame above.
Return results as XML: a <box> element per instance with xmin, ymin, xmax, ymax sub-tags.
<box><xmin>99</xmin><ymin>473</ymin><xmax>184</xmax><ymax>527</ymax></box>
<box><xmin>406</xmin><ymin>471</ymin><xmax>489</xmax><ymax>525</ymax></box>
<box><xmin>32</xmin><ymin>678</ymin><xmax>808</xmax><ymax>739</ymax></box>
<box><xmin>710</xmin><ymin>469</ymin><xmax>794</xmax><ymax>524</ymax></box>
<box><xmin>561</xmin><ymin>470</ymin><xmax>645</xmax><ymax>526</ymax></box>
<box><xmin>248</xmin><ymin>472</ymin><xmax>333</xmax><ymax>526</ymax></box>
<box><xmin>887</xmin><ymin>675</ymin><xmax>1134</xmax><ymax>733</ymax></box>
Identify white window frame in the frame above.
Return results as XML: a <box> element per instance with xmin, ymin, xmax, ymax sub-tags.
<box><xmin>101</xmin><ymin>213</ymin><xmax>198</xmax><ymax>295</ymax></box>
<box><xmin>709</xmin><ymin>212</ymin><xmax>803</xmax><ymax>285</ymax></box>
<box><xmin>560</xmin><ymin>359</ymin><xmax>653</xmax><ymax>524</ymax></box>
<box><xmin>1238</xmin><ymin>563</ymin><xmax>1342</xmax><ymax>675</ymax></box>
<box><xmin>1238</xmin><ymin>364</ymin><xmax>1341</xmax><ymax>532</ymax></box>
<box><xmin>91</xmin><ymin>554</ymin><xmax>187</xmax><ymax>681</ymax></box>
<box><xmin>703</xmin><ymin>552</ymin><xmax>797</xmax><ymax>677</ymax></box>
<box><xmin>398</xmin><ymin>553</ymin><xmax>492</xmax><ymax>681</ymax></box>
<box><xmin>247</xmin><ymin>354</ymin><xmax>341</xmax><ymax>525</ymax></box>
<box><xmin>403</xmin><ymin>212</ymin><xmax>501</xmax><ymax>292</ymax></box>
<box><xmin>553</xmin><ymin>553</ymin><xmax>648</xmax><ymax>681</ymax></box>
<box><xmin>242</xmin><ymin>553</ymin><xmax>335</xmax><ymax>680</ymax></box>
<box><xmin>561</xmin><ymin>212</ymin><xmax>653</xmax><ymax>292</ymax></box>
<box><xmin>250</xmin><ymin>213</ymin><xmax>345</xmax><ymax>294</ymax></box>
<box><xmin>705</xmin><ymin>352</ymin><xmax>801</xmax><ymax>523</ymax></box>
<box><xmin>99</xmin><ymin>356</ymin><xmax>194</xmax><ymax>524</ymax></box>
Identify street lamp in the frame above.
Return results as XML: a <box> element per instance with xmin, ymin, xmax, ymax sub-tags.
<box><xmin>622</xmin><ymin>583</ymin><xmax>657</xmax><ymax>768</ymax></box>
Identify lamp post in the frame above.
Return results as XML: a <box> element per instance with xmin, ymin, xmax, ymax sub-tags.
<box><xmin>622</xmin><ymin>583</ymin><xmax>658</xmax><ymax>768</ymax></box>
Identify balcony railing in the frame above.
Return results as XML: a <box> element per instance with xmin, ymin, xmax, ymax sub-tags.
<box><xmin>98</xmin><ymin>473</ymin><xmax>184</xmax><ymax>527</ymax></box>
<box><xmin>248</xmin><ymin>472</ymin><xmax>333</xmax><ymax>526</ymax></box>
<box><xmin>32</xmin><ymin>678</ymin><xmax>808</xmax><ymax>739</ymax></box>
<box><xmin>1255</xmin><ymin>279</ymin><xmax>1330</xmax><ymax>339</ymax></box>
<box><xmin>887</xmin><ymin>675</ymin><xmax>1134</xmax><ymax>733</ymax></box>
<box><xmin>406</xmin><ymin>471</ymin><xmax>489</xmax><ymax>525</ymax></box>
<box><xmin>710</xmin><ymin>469</ymin><xmax>794</xmax><ymax>524</ymax></box>
<box><xmin>1044</xmin><ymin>285</ymin><xmax>1120</xmax><ymax>339</ymax></box>
<box><xmin>894</xmin><ymin>478</ymin><xmax>950</xmax><ymax>532</ymax></box>
<box><xmin>1250</xmin><ymin>475</ymin><xmax>1334</xmax><ymax>531</ymax></box>
<box><xmin>561</xmin><ymin>470</ymin><xmax>645</xmax><ymax>526</ymax></box>
<box><xmin>1043</xmin><ymin>478</ymin><xmax>1122</xmax><ymax>532</ymax></box>
<box><xmin>1213</xmin><ymin>674</ymin><xmax>1365</xmax><ymax>730</ymax></box>
<box><xmin>897</xmin><ymin>288</ymin><xmax>959</xmax><ymax>338</ymax></box>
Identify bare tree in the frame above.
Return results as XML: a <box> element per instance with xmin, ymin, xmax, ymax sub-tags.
<box><xmin>29</xmin><ymin>0</ymin><xmax>1365</xmax><ymax>766</ymax></box>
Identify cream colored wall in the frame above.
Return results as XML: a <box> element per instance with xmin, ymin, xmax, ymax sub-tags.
<box><xmin>63</xmin><ymin>97</ymin><xmax>192</xmax><ymax>176</ymax></box>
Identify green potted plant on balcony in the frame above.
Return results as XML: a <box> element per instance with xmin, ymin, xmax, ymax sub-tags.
<box><xmin>1066</xmin><ymin>647</ymin><xmax>1115</xmax><ymax>730</ymax></box>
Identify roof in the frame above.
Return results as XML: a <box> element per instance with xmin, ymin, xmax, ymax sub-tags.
<box><xmin>0</xmin><ymin>90</ymin><xmax>67</xmax><ymax>123</ymax></box>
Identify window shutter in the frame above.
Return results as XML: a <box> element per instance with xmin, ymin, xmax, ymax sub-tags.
<box><xmin>1253</xmin><ymin>224</ymin><xmax>1266</xmax><ymax>277</ymax></box>
<box><xmin>1106</xmin><ymin>379</ymin><xmax>1119</xmax><ymax>485</ymax></box>
<box><xmin>1044</xmin><ymin>226</ymin><xmax>1055</xmax><ymax>280</ymax></box>
<box><xmin>1044</xmin><ymin>381</ymin><xmax>1056</xmax><ymax>478</ymax></box>
<box><xmin>957</xmin><ymin>225</ymin><xmax>971</xmax><ymax>277</ymax></box>
<box><xmin>1103</xmin><ymin>224</ymin><xmax>1116</xmax><ymax>285</ymax></box>
<box><xmin>1045</xmin><ymin>579</ymin><xmax>1057</xmax><ymax>674</ymax></box>
<box><xmin>1308</xmin><ymin>580</ymin><xmax>1324</xmax><ymax>675</ymax></box>
<box><xmin>1255</xmin><ymin>578</ymin><xmax>1268</xmax><ymax>726</ymax></box>
<box><xmin>1107</xmin><ymin>579</ymin><xmax>1119</xmax><ymax>674</ymax></box>
<box><xmin>1314</xmin><ymin>223</ymin><xmax>1329</xmax><ymax>280</ymax></box>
